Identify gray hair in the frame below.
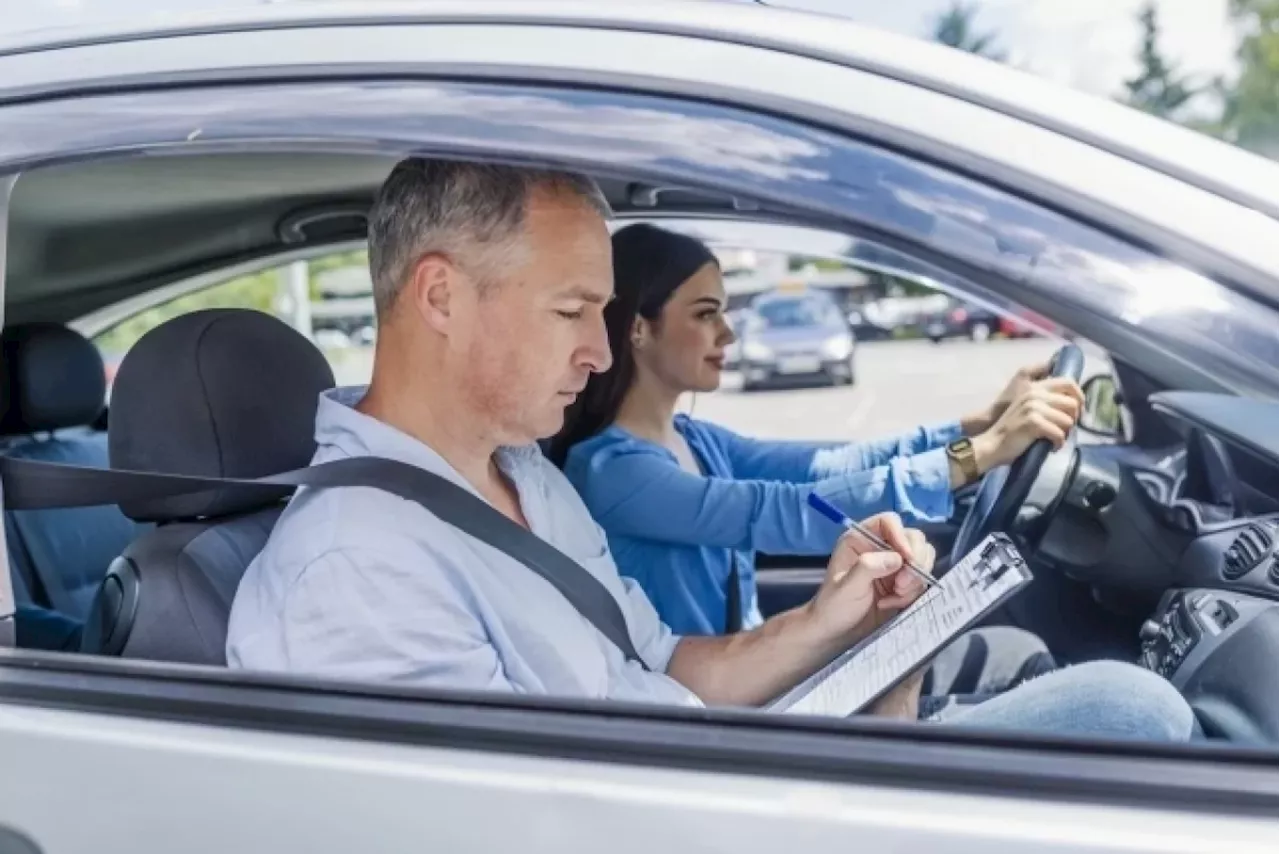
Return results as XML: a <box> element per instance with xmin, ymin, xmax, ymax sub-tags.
<box><xmin>367</xmin><ymin>158</ymin><xmax>611</xmax><ymax>315</ymax></box>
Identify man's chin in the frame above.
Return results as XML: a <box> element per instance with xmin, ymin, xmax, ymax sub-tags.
<box><xmin>511</xmin><ymin>409</ymin><xmax>565</xmax><ymax>447</ymax></box>
<box><xmin>537</xmin><ymin>411</ymin><xmax>567</xmax><ymax>442</ymax></box>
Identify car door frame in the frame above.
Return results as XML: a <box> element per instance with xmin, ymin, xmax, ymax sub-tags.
<box><xmin>1</xmin><ymin>23</ymin><xmax>1272</xmax><ymax>396</ymax></box>
<box><xmin>0</xmin><ymin>173</ymin><xmax>16</xmax><ymax>649</ymax></box>
<box><xmin>0</xmin><ymin>26</ymin><xmax>1276</xmax><ymax>851</ymax></box>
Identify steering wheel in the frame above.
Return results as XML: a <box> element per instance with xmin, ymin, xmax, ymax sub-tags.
<box><xmin>949</xmin><ymin>344</ymin><xmax>1085</xmax><ymax>565</ymax></box>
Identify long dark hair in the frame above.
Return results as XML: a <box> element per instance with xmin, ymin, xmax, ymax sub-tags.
<box><xmin>548</xmin><ymin>224</ymin><xmax>718</xmax><ymax>466</ymax></box>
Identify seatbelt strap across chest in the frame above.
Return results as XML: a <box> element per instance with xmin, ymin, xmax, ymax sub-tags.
<box><xmin>0</xmin><ymin>455</ymin><xmax>649</xmax><ymax>668</ymax></box>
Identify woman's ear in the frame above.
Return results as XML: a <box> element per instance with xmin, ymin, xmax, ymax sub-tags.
<box><xmin>630</xmin><ymin>317</ymin><xmax>648</xmax><ymax>349</ymax></box>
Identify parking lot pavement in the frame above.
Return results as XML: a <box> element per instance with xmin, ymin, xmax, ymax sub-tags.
<box><xmin>682</xmin><ymin>338</ymin><xmax>1105</xmax><ymax>442</ymax></box>
<box><xmin>327</xmin><ymin>337</ymin><xmax>1106</xmax><ymax>444</ymax></box>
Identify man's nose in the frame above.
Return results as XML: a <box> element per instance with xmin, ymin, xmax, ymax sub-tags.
<box><xmin>581</xmin><ymin>319</ymin><xmax>613</xmax><ymax>374</ymax></box>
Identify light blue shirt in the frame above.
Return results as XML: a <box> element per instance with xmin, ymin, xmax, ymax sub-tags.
<box><xmin>226</xmin><ymin>387</ymin><xmax>695</xmax><ymax>707</ymax></box>
<box><xmin>563</xmin><ymin>416</ymin><xmax>961</xmax><ymax>637</ymax></box>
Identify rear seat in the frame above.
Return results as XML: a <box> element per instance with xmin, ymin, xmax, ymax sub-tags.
<box><xmin>1</xmin><ymin>322</ymin><xmax>143</xmax><ymax>621</ymax></box>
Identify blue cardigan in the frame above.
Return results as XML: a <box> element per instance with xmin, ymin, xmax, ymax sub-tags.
<box><xmin>563</xmin><ymin>415</ymin><xmax>961</xmax><ymax>636</ymax></box>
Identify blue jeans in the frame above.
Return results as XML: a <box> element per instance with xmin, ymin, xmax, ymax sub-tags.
<box><xmin>923</xmin><ymin>628</ymin><xmax>1195</xmax><ymax>742</ymax></box>
<box><xmin>943</xmin><ymin>660</ymin><xmax>1196</xmax><ymax>741</ymax></box>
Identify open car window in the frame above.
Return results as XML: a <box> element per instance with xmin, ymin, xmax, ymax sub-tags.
<box><xmin>91</xmin><ymin>250</ymin><xmax>376</xmax><ymax>394</ymax></box>
<box><xmin>0</xmin><ymin>55</ymin><xmax>1273</xmax><ymax>852</ymax></box>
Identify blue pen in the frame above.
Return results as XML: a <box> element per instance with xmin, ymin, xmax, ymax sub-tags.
<box><xmin>806</xmin><ymin>493</ymin><xmax>941</xmax><ymax>590</ymax></box>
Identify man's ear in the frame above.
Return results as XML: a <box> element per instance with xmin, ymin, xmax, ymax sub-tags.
<box><xmin>408</xmin><ymin>253</ymin><xmax>455</xmax><ymax>333</ymax></box>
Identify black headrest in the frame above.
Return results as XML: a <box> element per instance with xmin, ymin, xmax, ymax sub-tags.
<box><xmin>0</xmin><ymin>323</ymin><xmax>106</xmax><ymax>435</ymax></box>
<box><xmin>108</xmin><ymin>309</ymin><xmax>335</xmax><ymax>522</ymax></box>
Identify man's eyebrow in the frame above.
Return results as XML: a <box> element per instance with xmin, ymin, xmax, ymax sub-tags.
<box><xmin>556</xmin><ymin>286</ymin><xmax>613</xmax><ymax>304</ymax></box>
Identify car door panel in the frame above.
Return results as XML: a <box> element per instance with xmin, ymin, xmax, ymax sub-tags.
<box><xmin>0</xmin><ymin>666</ymin><xmax>1275</xmax><ymax>854</ymax></box>
<box><xmin>0</xmin><ymin>23</ymin><xmax>1276</xmax><ymax>851</ymax></box>
<box><xmin>0</xmin><ymin>706</ymin><xmax>1263</xmax><ymax>854</ymax></box>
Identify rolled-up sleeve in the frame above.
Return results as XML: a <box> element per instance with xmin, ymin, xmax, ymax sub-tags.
<box><xmin>619</xmin><ymin>574</ymin><xmax>683</xmax><ymax>672</ymax></box>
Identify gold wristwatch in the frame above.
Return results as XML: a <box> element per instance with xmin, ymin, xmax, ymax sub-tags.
<box><xmin>946</xmin><ymin>437</ymin><xmax>980</xmax><ymax>486</ymax></box>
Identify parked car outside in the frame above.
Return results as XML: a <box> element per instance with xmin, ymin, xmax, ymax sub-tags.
<box><xmin>739</xmin><ymin>289</ymin><xmax>856</xmax><ymax>390</ymax></box>
<box><xmin>922</xmin><ymin>298</ymin><xmax>1001</xmax><ymax>342</ymax></box>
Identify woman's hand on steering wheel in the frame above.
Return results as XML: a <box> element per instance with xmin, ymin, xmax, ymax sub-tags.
<box><xmin>970</xmin><ymin>376</ymin><xmax>1085</xmax><ymax>475</ymax></box>
<box><xmin>949</xmin><ymin>344</ymin><xmax>1087</xmax><ymax>565</ymax></box>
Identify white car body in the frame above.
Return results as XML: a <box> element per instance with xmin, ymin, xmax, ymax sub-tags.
<box><xmin>0</xmin><ymin>3</ymin><xmax>1275</xmax><ymax>853</ymax></box>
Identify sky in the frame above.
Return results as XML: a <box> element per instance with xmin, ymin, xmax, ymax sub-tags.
<box><xmin>4</xmin><ymin>0</ymin><xmax>1242</xmax><ymax>108</ymax></box>
<box><xmin>779</xmin><ymin>0</ymin><xmax>1239</xmax><ymax>104</ymax></box>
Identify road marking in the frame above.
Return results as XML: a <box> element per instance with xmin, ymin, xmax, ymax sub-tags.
<box><xmin>844</xmin><ymin>389</ymin><xmax>878</xmax><ymax>430</ymax></box>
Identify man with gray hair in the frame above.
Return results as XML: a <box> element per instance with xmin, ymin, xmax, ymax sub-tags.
<box><xmin>228</xmin><ymin>156</ymin><xmax>936</xmax><ymax>709</ymax></box>
<box><xmin>225</xmin><ymin>158</ymin><xmax>1194</xmax><ymax>739</ymax></box>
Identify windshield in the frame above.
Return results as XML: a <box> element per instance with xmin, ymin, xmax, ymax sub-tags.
<box><xmin>754</xmin><ymin>297</ymin><xmax>839</xmax><ymax>329</ymax></box>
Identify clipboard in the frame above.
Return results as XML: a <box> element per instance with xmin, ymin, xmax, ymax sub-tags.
<box><xmin>767</xmin><ymin>533</ymin><xmax>1033</xmax><ymax>717</ymax></box>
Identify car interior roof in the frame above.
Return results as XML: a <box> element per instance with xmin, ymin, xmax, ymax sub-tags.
<box><xmin>3</xmin><ymin>151</ymin><xmax>768</xmax><ymax>325</ymax></box>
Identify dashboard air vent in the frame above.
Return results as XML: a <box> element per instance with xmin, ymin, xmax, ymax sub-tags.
<box><xmin>1223</xmin><ymin>521</ymin><xmax>1277</xmax><ymax>580</ymax></box>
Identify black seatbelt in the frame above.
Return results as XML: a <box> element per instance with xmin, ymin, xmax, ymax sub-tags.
<box><xmin>0</xmin><ymin>455</ymin><xmax>648</xmax><ymax>668</ymax></box>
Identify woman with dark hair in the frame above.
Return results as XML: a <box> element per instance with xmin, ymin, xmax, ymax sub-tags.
<box><xmin>551</xmin><ymin>223</ymin><xmax>1087</xmax><ymax>706</ymax></box>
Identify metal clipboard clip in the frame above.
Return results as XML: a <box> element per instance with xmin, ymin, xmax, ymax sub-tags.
<box><xmin>968</xmin><ymin>535</ymin><xmax>1027</xmax><ymax>592</ymax></box>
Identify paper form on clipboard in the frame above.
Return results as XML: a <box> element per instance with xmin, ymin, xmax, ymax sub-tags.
<box><xmin>768</xmin><ymin>533</ymin><xmax>1033</xmax><ymax>717</ymax></box>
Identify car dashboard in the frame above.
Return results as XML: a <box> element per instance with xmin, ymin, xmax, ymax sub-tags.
<box><xmin>1035</xmin><ymin>392</ymin><xmax>1278</xmax><ymax>744</ymax></box>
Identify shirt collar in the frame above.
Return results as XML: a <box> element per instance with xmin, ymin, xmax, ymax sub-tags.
<box><xmin>314</xmin><ymin>386</ymin><xmax>544</xmax><ymax>498</ymax></box>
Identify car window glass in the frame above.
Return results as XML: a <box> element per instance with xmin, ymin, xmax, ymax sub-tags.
<box><xmin>687</xmin><ymin>248</ymin><xmax>1099</xmax><ymax>444</ymax></box>
<box><xmin>13</xmin><ymin>80</ymin><xmax>1271</xmax><ymax>398</ymax></box>
<box><xmin>92</xmin><ymin>250</ymin><xmax>376</xmax><ymax>394</ymax></box>
<box><xmin>84</xmin><ymin>240</ymin><xmax>1097</xmax><ymax>449</ymax></box>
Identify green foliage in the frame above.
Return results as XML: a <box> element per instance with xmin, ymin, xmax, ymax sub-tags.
<box><xmin>1123</xmin><ymin>3</ymin><xmax>1201</xmax><ymax>119</ymax></box>
<box><xmin>1119</xmin><ymin>0</ymin><xmax>1277</xmax><ymax>159</ymax></box>
<box><xmin>932</xmin><ymin>1</ymin><xmax>1007</xmax><ymax>62</ymax></box>
<box><xmin>787</xmin><ymin>256</ymin><xmax>848</xmax><ymax>272</ymax></box>
<box><xmin>94</xmin><ymin>268</ymin><xmax>282</xmax><ymax>356</ymax></box>
<box><xmin>93</xmin><ymin>250</ymin><xmax>370</xmax><ymax>356</ymax></box>
<box><xmin>1219</xmin><ymin>0</ymin><xmax>1279</xmax><ymax>157</ymax></box>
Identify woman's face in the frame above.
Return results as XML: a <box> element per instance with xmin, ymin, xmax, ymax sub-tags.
<box><xmin>634</xmin><ymin>261</ymin><xmax>736</xmax><ymax>394</ymax></box>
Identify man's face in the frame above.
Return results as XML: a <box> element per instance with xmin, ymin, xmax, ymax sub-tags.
<box><xmin>452</xmin><ymin>188</ymin><xmax>614</xmax><ymax>445</ymax></box>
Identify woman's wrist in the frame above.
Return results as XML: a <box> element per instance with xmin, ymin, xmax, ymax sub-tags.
<box><xmin>970</xmin><ymin>431</ymin><xmax>1001</xmax><ymax>475</ymax></box>
<box><xmin>947</xmin><ymin>431</ymin><xmax>999</xmax><ymax>489</ymax></box>
<box><xmin>959</xmin><ymin>407</ymin><xmax>996</xmax><ymax>437</ymax></box>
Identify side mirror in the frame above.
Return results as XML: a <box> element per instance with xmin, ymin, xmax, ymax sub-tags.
<box><xmin>1079</xmin><ymin>374</ymin><xmax>1123</xmax><ymax>437</ymax></box>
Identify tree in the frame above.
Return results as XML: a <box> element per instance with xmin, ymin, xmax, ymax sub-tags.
<box><xmin>1218</xmin><ymin>0</ymin><xmax>1279</xmax><ymax>158</ymax></box>
<box><xmin>1122</xmin><ymin>2</ymin><xmax>1201</xmax><ymax>120</ymax></box>
<box><xmin>931</xmin><ymin>1</ymin><xmax>1007</xmax><ymax>62</ymax></box>
<box><xmin>93</xmin><ymin>249</ymin><xmax>371</xmax><ymax>356</ymax></box>
<box><xmin>94</xmin><ymin>268</ymin><xmax>281</xmax><ymax>356</ymax></box>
